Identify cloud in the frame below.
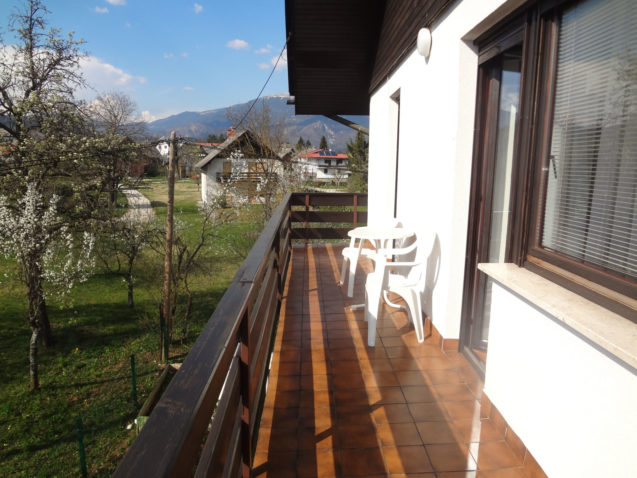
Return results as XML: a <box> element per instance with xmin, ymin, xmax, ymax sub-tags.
<box><xmin>138</xmin><ymin>111</ymin><xmax>155</xmax><ymax>122</ymax></box>
<box><xmin>226</xmin><ymin>39</ymin><xmax>249</xmax><ymax>50</ymax></box>
<box><xmin>194</xmin><ymin>3</ymin><xmax>203</xmax><ymax>14</ymax></box>
<box><xmin>106</xmin><ymin>0</ymin><xmax>126</xmax><ymax>5</ymax></box>
<box><xmin>94</xmin><ymin>6</ymin><xmax>109</xmax><ymax>13</ymax></box>
<box><xmin>136</xmin><ymin>110</ymin><xmax>176</xmax><ymax>123</ymax></box>
<box><xmin>181</xmin><ymin>52</ymin><xmax>189</xmax><ymax>58</ymax></box>
<box><xmin>183</xmin><ymin>86</ymin><xmax>195</xmax><ymax>91</ymax></box>
<box><xmin>124</xmin><ymin>22</ymin><xmax>131</xmax><ymax>28</ymax></box>
<box><xmin>77</xmin><ymin>56</ymin><xmax>146</xmax><ymax>98</ymax></box>
<box><xmin>257</xmin><ymin>50</ymin><xmax>287</xmax><ymax>71</ymax></box>
<box><xmin>272</xmin><ymin>49</ymin><xmax>287</xmax><ymax>71</ymax></box>
<box><xmin>163</xmin><ymin>52</ymin><xmax>174</xmax><ymax>59</ymax></box>
<box><xmin>255</xmin><ymin>44</ymin><xmax>273</xmax><ymax>54</ymax></box>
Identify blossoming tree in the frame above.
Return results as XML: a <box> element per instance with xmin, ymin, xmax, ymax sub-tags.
<box><xmin>0</xmin><ymin>0</ymin><xmax>139</xmax><ymax>389</ymax></box>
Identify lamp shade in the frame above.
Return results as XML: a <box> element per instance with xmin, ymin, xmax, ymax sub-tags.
<box><xmin>417</xmin><ymin>28</ymin><xmax>432</xmax><ymax>58</ymax></box>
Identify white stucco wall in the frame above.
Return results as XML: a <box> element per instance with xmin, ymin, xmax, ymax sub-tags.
<box><xmin>366</xmin><ymin>2</ymin><xmax>637</xmax><ymax>477</ymax></box>
<box><xmin>485</xmin><ymin>282</ymin><xmax>637</xmax><ymax>478</ymax></box>
<box><xmin>202</xmin><ymin>159</ymin><xmax>224</xmax><ymax>202</ymax></box>
<box><xmin>368</xmin><ymin>0</ymin><xmax>508</xmax><ymax>337</ymax></box>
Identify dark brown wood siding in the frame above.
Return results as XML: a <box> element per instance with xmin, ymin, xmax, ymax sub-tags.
<box><xmin>286</xmin><ymin>0</ymin><xmax>384</xmax><ymax>115</ymax></box>
<box><xmin>370</xmin><ymin>0</ymin><xmax>455</xmax><ymax>93</ymax></box>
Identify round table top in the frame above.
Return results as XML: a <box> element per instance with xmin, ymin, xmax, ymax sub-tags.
<box><xmin>347</xmin><ymin>226</ymin><xmax>414</xmax><ymax>241</ymax></box>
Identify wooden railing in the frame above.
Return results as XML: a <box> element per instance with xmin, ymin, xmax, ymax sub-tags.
<box><xmin>113</xmin><ymin>192</ymin><xmax>366</xmax><ymax>478</ymax></box>
<box><xmin>289</xmin><ymin>192</ymin><xmax>367</xmax><ymax>241</ymax></box>
<box><xmin>216</xmin><ymin>171</ymin><xmax>278</xmax><ymax>183</ymax></box>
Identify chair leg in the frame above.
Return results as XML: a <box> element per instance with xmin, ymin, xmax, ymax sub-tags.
<box><xmin>365</xmin><ymin>280</ymin><xmax>383</xmax><ymax>347</ymax></box>
<box><xmin>406</xmin><ymin>290</ymin><xmax>424</xmax><ymax>343</ymax></box>
<box><xmin>339</xmin><ymin>257</ymin><xmax>348</xmax><ymax>286</ymax></box>
<box><xmin>347</xmin><ymin>257</ymin><xmax>357</xmax><ymax>297</ymax></box>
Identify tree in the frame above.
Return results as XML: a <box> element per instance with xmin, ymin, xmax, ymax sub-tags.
<box><xmin>346</xmin><ymin>131</ymin><xmax>369</xmax><ymax>192</ymax></box>
<box><xmin>305</xmin><ymin>138</ymin><xmax>312</xmax><ymax>149</ymax></box>
<box><xmin>89</xmin><ymin>91</ymin><xmax>145</xmax><ymax>138</ymax></box>
<box><xmin>88</xmin><ymin>92</ymin><xmax>146</xmax><ymax>205</ymax></box>
<box><xmin>226</xmin><ymin>101</ymin><xmax>295</xmax><ymax>223</ymax></box>
<box><xmin>96</xmin><ymin>213</ymin><xmax>157</xmax><ymax>308</ymax></box>
<box><xmin>0</xmin><ymin>1</ymin><xmax>128</xmax><ymax>389</ymax></box>
<box><xmin>319</xmin><ymin>135</ymin><xmax>328</xmax><ymax>150</ymax></box>
<box><xmin>170</xmin><ymin>198</ymin><xmax>232</xmax><ymax>342</ymax></box>
<box><xmin>295</xmin><ymin>136</ymin><xmax>305</xmax><ymax>150</ymax></box>
<box><xmin>0</xmin><ymin>185</ymin><xmax>95</xmax><ymax>390</ymax></box>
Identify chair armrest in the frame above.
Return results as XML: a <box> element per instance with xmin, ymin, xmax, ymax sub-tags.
<box><xmin>376</xmin><ymin>239</ymin><xmax>418</xmax><ymax>257</ymax></box>
<box><xmin>386</xmin><ymin>261</ymin><xmax>423</xmax><ymax>269</ymax></box>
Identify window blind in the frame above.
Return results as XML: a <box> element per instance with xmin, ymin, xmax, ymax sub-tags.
<box><xmin>540</xmin><ymin>0</ymin><xmax>637</xmax><ymax>280</ymax></box>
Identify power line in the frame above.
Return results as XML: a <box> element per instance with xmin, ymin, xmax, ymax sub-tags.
<box><xmin>233</xmin><ymin>34</ymin><xmax>290</xmax><ymax>131</ymax></box>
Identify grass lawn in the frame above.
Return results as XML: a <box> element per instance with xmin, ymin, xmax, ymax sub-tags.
<box><xmin>0</xmin><ymin>178</ymin><xmax>261</xmax><ymax>477</ymax></box>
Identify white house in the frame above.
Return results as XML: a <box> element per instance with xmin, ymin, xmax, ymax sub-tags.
<box><xmin>286</xmin><ymin>0</ymin><xmax>637</xmax><ymax>477</ymax></box>
<box><xmin>195</xmin><ymin>129</ymin><xmax>284</xmax><ymax>203</ymax></box>
<box><xmin>297</xmin><ymin>148</ymin><xmax>350</xmax><ymax>182</ymax></box>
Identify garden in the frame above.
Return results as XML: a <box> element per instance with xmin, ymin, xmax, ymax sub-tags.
<box><xmin>0</xmin><ymin>178</ymin><xmax>262</xmax><ymax>477</ymax></box>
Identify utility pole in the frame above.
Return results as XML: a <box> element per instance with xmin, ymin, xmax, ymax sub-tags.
<box><xmin>161</xmin><ymin>131</ymin><xmax>176</xmax><ymax>363</ymax></box>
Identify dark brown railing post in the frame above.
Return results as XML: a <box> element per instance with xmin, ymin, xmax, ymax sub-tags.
<box><xmin>239</xmin><ymin>311</ymin><xmax>251</xmax><ymax>478</ymax></box>
<box><xmin>288</xmin><ymin>198</ymin><xmax>293</xmax><ymax>252</ymax></box>
<box><xmin>304</xmin><ymin>194</ymin><xmax>310</xmax><ymax>245</ymax></box>
<box><xmin>353</xmin><ymin>194</ymin><xmax>358</xmax><ymax>229</ymax></box>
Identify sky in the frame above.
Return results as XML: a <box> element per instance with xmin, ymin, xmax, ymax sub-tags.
<box><xmin>0</xmin><ymin>0</ymin><xmax>289</xmax><ymax>121</ymax></box>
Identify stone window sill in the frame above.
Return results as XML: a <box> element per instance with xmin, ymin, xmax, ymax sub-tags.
<box><xmin>478</xmin><ymin>263</ymin><xmax>637</xmax><ymax>372</ymax></box>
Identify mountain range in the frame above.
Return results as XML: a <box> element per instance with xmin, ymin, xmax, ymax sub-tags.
<box><xmin>146</xmin><ymin>94</ymin><xmax>369</xmax><ymax>152</ymax></box>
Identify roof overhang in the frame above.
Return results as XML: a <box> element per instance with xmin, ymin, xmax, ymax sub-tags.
<box><xmin>285</xmin><ymin>0</ymin><xmax>385</xmax><ymax>116</ymax></box>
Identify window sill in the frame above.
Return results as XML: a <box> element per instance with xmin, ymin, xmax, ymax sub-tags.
<box><xmin>478</xmin><ymin>263</ymin><xmax>637</xmax><ymax>371</ymax></box>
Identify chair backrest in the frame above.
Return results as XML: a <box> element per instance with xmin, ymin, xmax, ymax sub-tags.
<box><xmin>408</xmin><ymin>243</ymin><xmax>429</xmax><ymax>286</ymax></box>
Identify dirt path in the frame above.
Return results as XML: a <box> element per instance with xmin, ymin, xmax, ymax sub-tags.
<box><xmin>121</xmin><ymin>188</ymin><xmax>155</xmax><ymax>222</ymax></box>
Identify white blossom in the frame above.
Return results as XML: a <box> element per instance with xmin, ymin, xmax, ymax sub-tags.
<box><xmin>0</xmin><ymin>183</ymin><xmax>95</xmax><ymax>297</ymax></box>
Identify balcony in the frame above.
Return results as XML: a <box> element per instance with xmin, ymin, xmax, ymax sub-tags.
<box><xmin>114</xmin><ymin>193</ymin><xmax>543</xmax><ymax>477</ymax></box>
<box><xmin>216</xmin><ymin>171</ymin><xmax>278</xmax><ymax>183</ymax></box>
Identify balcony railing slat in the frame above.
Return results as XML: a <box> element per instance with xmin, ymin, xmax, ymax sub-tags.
<box><xmin>248</xmin><ymin>262</ymin><xmax>278</xmax><ymax>367</ymax></box>
<box><xmin>249</xmin><ymin>282</ymin><xmax>279</xmax><ymax>415</ymax></box>
<box><xmin>290</xmin><ymin>227</ymin><xmax>354</xmax><ymax>240</ymax></box>
<box><xmin>290</xmin><ymin>210</ymin><xmax>368</xmax><ymax>223</ymax></box>
<box><xmin>194</xmin><ymin>355</ymin><xmax>241</xmax><ymax>477</ymax></box>
<box><xmin>289</xmin><ymin>192</ymin><xmax>368</xmax><ymax>207</ymax></box>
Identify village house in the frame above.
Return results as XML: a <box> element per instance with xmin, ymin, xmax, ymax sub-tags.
<box><xmin>297</xmin><ymin>148</ymin><xmax>350</xmax><ymax>182</ymax></box>
<box><xmin>195</xmin><ymin>128</ymin><xmax>285</xmax><ymax>203</ymax></box>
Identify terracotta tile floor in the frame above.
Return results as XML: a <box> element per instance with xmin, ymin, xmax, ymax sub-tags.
<box><xmin>253</xmin><ymin>245</ymin><xmax>527</xmax><ymax>478</ymax></box>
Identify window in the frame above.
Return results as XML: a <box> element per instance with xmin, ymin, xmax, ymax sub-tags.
<box><xmin>535</xmin><ymin>0</ymin><xmax>636</xmax><ymax>279</ymax></box>
<box><xmin>510</xmin><ymin>0</ymin><xmax>637</xmax><ymax>319</ymax></box>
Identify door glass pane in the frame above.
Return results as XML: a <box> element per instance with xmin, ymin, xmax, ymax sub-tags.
<box><xmin>479</xmin><ymin>49</ymin><xmax>522</xmax><ymax>344</ymax></box>
<box><xmin>489</xmin><ymin>50</ymin><xmax>521</xmax><ymax>263</ymax></box>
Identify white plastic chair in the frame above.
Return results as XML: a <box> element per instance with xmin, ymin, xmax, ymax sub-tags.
<box><xmin>340</xmin><ymin>219</ymin><xmax>401</xmax><ymax>298</ymax></box>
<box><xmin>364</xmin><ymin>239</ymin><xmax>426</xmax><ymax>346</ymax></box>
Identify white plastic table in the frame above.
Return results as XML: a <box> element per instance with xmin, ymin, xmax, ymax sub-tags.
<box><xmin>347</xmin><ymin>226</ymin><xmax>414</xmax><ymax>246</ymax></box>
<box><xmin>346</xmin><ymin>226</ymin><xmax>414</xmax><ymax>310</ymax></box>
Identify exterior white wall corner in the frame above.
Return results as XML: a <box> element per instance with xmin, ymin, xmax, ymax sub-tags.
<box><xmin>367</xmin><ymin>0</ymin><xmax>509</xmax><ymax>339</ymax></box>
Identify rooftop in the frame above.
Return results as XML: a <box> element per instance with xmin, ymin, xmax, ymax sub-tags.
<box><xmin>300</xmin><ymin>149</ymin><xmax>348</xmax><ymax>159</ymax></box>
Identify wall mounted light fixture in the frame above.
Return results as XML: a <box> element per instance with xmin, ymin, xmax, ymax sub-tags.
<box><xmin>417</xmin><ymin>27</ymin><xmax>432</xmax><ymax>59</ymax></box>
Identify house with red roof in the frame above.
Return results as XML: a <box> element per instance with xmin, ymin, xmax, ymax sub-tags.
<box><xmin>297</xmin><ymin>148</ymin><xmax>349</xmax><ymax>183</ymax></box>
